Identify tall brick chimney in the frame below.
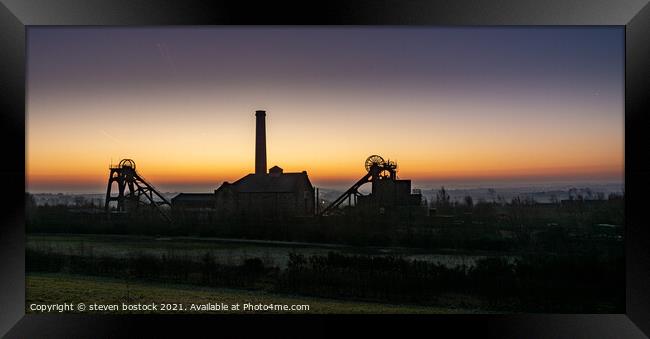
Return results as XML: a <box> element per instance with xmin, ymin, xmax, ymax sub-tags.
<box><xmin>255</xmin><ymin>110</ymin><xmax>267</xmax><ymax>175</ymax></box>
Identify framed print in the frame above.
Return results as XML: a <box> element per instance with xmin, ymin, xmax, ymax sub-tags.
<box><xmin>1</xmin><ymin>0</ymin><xmax>649</xmax><ymax>337</ymax></box>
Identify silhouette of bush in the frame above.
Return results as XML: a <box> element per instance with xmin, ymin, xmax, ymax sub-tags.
<box><xmin>277</xmin><ymin>251</ymin><xmax>622</xmax><ymax>312</ymax></box>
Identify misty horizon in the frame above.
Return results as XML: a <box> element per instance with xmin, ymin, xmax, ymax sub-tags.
<box><xmin>27</xmin><ymin>180</ymin><xmax>624</xmax><ymax>195</ymax></box>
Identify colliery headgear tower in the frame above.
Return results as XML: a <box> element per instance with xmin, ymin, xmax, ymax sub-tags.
<box><xmin>255</xmin><ymin>110</ymin><xmax>267</xmax><ymax>175</ymax></box>
<box><xmin>319</xmin><ymin>155</ymin><xmax>421</xmax><ymax>216</ymax></box>
<box><xmin>104</xmin><ymin>159</ymin><xmax>172</xmax><ymax>221</ymax></box>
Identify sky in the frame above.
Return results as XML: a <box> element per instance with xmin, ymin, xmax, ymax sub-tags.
<box><xmin>26</xmin><ymin>27</ymin><xmax>624</xmax><ymax>193</ymax></box>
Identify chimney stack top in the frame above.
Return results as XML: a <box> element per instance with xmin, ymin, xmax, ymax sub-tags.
<box><xmin>255</xmin><ymin>110</ymin><xmax>267</xmax><ymax>175</ymax></box>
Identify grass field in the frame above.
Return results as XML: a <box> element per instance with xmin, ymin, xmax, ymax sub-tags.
<box><xmin>26</xmin><ymin>273</ymin><xmax>485</xmax><ymax>314</ymax></box>
<box><xmin>27</xmin><ymin>233</ymin><xmax>512</xmax><ymax>269</ymax></box>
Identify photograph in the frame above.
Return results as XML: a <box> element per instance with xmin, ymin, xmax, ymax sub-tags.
<box><xmin>25</xmin><ymin>26</ymin><xmax>625</xmax><ymax>315</ymax></box>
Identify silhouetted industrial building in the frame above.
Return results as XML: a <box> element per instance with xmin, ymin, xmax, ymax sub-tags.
<box><xmin>172</xmin><ymin>110</ymin><xmax>315</xmax><ymax>218</ymax></box>
<box><xmin>319</xmin><ymin>155</ymin><xmax>423</xmax><ymax>216</ymax></box>
<box><xmin>215</xmin><ymin>165</ymin><xmax>315</xmax><ymax>218</ymax></box>
<box><xmin>171</xmin><ymin>193</ymin><xmax>215</xmax><ymax>210</ymax></box>
<box><xmin>356</xmin><ymin>179</ymin><xmax>422</xmax><ymax>209</ymax></box>
<box><xmin>170</xmin><ymin>110</ymin><xmax>425</xmax><ymax>219</ymax></box>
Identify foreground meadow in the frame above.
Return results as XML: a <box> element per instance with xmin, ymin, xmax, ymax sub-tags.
<box><xmin>26</xmin><ymin>273</ymin><xmax>480</xmax><ymax>314</ymax></box>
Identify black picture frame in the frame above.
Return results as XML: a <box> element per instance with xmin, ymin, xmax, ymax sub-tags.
<box><xmin>1</xmin><ymin>1</ymin><xmax>649</xmax><ymax>337</ymax></box>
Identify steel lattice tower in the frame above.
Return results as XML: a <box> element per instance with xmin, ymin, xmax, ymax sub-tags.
<box><xmin>104</xmin><ymin>159</ymin><xmax>172</xmax><ymax>221</ymax></box>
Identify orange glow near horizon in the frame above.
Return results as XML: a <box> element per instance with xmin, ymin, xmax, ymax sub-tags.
<box><xmin>26</xmin><ymin>97</ymin><xmax>624</xmax><ymax>192</ymax></box>
<box><xmin>26</xmin><ymin>103</ymin><xmax>623</xmax><ymax>192</ymax></box>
